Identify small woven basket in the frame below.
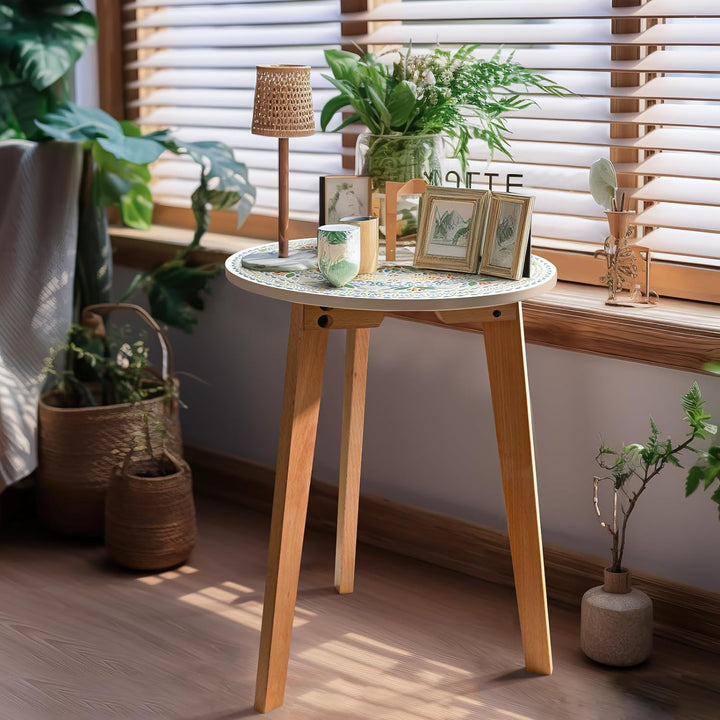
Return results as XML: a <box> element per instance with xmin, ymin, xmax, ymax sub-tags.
<box><xmin>105</xmin><ymin>450</ymin><xmax>196</xmax><ymax>571</ymax></box>
<box><xmin>37</xmin><ymin>303</ymin><xmax>182</xmax><ymax>537</ymax></box>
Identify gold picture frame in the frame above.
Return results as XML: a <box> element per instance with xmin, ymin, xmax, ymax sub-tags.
<box><xmin>413</xmin><ymin>187</ymin><xmax>488</xmax><ymax>273</ymax></box>
<box><xmin>480</xmin><ymin>193</ymin><xmax>534</xmax><ymax>280</ymax></box>
<box><xmin>319</xmin><ymin>175</ymin><xmax>372</xmax><ymax>225</ymax></box>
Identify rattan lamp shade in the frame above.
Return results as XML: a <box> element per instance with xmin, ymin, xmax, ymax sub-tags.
<box><xmin>252</xmin><ymin>65</ymin><xmax>315</xmax><ymax>138</ymax></box>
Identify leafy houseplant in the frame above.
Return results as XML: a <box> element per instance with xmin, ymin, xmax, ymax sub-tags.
<box><xmin>37</xmin><ymin>303</ymin><xmax>185</xmax><ymax>536</ymax></box>
<box><xmin>686</xmin><ymin>364</ymin><xmax>720</xmax><ymax>517</ymax></box>
<box><xmin>321</xmin><ymin>44</ymin><xmax>569</xmax><ymax>191</ymax></box>
<box><xmin>0</xmin><ymin>0</ymin><xmax>255</xmax><ymax>332</ymax></box>
<box><xmin>582</xmin><ymin>382</ymin><xmax>718</xmax><ymax>667</ymax></box>
<box><xmin>593</xmin><ymin>382</ymin><xmax>717</xmax><ymax>573</ymax></box>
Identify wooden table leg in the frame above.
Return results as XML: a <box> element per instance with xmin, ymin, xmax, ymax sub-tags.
<box><xmin>255</xmin><ymin>304</ymin><xmax>329</xmax><ymax>712</ymax></box>
<box><xmin>335</xmin><ymin>327</ymin><xmax>370</xmax><ymax>594</ymax></box>
<box><xmin>482</xmin><ymin>302</ymin><xmax>553</xmax><ymax>675</ymax></box>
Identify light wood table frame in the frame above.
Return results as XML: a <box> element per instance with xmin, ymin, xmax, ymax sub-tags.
<box><xmin>226</xmin><ymin>241</ymin><xmax>557</xmax><ymax>712</ymax></box>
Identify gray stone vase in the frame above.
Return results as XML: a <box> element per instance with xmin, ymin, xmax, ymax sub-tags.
<box><xmin>581</xmin><ymin>568</ymin><xmax>653</xmax><ymax>666</ymax></box>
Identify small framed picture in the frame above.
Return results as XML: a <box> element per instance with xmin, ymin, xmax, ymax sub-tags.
<box><xmin>413</xmin><ymin>187</ymin><xmax>488</xmax><ymax>273</ymax></box>
<box><xmin>480</xmin><ymin>193</ymin><xmax>534</xmax><ymax>280</ymax></box>
<box><xmin>319</xmin><ymin>175</ymin><xmax>372</xmax><ymax>225</ymax></box>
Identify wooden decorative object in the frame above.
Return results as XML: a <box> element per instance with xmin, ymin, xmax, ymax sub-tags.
<box><xmin>384</xmin><ymin>178</ymin><xmax>428</xmax><ymax>262</ymax></box>
<box><xmin>247</xmin><ymin>65</ymin><xmax>314</xmax><ymax>265</ymax></box>
<box><xmin>595</xmin><ymin>211</ymin><xmax>658</xmax><ymax>307</ymax></box>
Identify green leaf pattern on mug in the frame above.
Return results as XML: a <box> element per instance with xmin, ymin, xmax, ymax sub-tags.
<box><xmin>325</xmin><ymin>230</ymin><xmax>348</xmax><ymax>245</ymax></box>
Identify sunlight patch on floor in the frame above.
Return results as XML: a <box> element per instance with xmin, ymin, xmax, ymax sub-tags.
<box><xmin>136</xmin><ymin>565</ymin><xmax>198</xmax><ymax>586</ymax></box>
<box><xmin>137</xmin><ymin>575</ymin><xmax>163</xmax><ymax>586</ymax></box>
<box><xmin>221</xmin><ymin>580</ymin><xmax>253</xmax><ymax>593</ymax></box>
<box><xmin>179</xmin><ymin>591</ymin><xmax>309</xmax><ymax>630</ymax></box>
<box><xmin>294</xmin><ymin>632</ymin><xmax>522</xmax><ymax>720</ymax></box>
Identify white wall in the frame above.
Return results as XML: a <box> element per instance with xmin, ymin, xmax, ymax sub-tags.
<box><xmin>73</xmin><ymin>0</ymin><xmax>99</xmax><ymax>108</ymax></box>
<box><xmin>115</xmin><ymin>267</ymin><xmax>720</xmax><ymax>592</ymax></box>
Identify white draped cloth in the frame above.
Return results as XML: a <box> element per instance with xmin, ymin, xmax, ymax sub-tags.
<box><xmin>0</xmin><ymin>141</ymin><xmax>82</xmax><ymax>489</ymax></box>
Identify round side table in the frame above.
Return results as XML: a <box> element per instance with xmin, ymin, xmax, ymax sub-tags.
<box><xmin>226</xmin><ymin>239</ymin><xmax>557</xmax><ymax>712</ymax></box>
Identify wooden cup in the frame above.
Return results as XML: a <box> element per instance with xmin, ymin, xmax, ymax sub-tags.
<box><xmin>340</xmin><ymin>215</ymin><xmax>379</xmax><ymax>274</ymax></box>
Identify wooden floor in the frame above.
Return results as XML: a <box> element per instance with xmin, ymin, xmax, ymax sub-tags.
<box><xmin>1</xmin><ymin>493</ymin><xmax>718</xmax><ymax>720</ymax></box>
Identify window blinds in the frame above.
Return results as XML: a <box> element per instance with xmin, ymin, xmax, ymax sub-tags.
<box><xmin>124</xmin><ymin>0</ymin><xmax>343</xmax><ymax>220</ymax></box>
<box><xmin>342</xmin><ymin>0</ymin><xmax>720</xmax><ymax>273</ymax></box>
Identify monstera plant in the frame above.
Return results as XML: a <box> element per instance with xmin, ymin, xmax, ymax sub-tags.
<box><xmin>0</xmin><ymin>0</ymin><xmax>255</xmax><ymax>331</ymax></box>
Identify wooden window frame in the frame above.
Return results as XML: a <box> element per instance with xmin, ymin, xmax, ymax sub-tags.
<box><xmin>96</xmin><ymin>0</ymin><xmax>720</xmax><ymax>318</ymax></box>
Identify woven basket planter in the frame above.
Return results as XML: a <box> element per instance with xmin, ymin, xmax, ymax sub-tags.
<box><xmin>36</xmin><ymin>303</ymin><xmax>182</xmax><ymax>537</ymax></box>
<box><xmin>37</xmin><ymin>392</ymin><xmax>182</xmax><ymax>536</ymax></box>
<box><xmin>105</xmin><ymin>451</ymin><xmax>196</xmax><ymax>571</ymax></box>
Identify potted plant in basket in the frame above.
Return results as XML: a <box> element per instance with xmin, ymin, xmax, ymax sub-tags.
<box><xmin>37</xmin><ymin>303</ymin><xmax>184</xmax><ymax>537</ymax></box>
<box><xmin>581</xmin><ymin>382</ymin><xmax>717</xmax><ymax>666</ymax></box>
<box><xmin>321</xmin><ymin>44</ymin><xmax>570</xmax><ymax>192</ymax></box>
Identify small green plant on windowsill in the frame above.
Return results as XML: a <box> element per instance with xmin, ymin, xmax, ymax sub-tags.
<box><xmin>594</xmin><ymin>382</ymin><xmax>718</xmax><ymax>573</ymax></box>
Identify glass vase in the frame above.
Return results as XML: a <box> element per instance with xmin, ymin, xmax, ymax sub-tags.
<box><xmin>355</xmin><ymin>133</ymin><xmax>444</xmax><ymax>250</ymax></box>
<box><xmin>355</xmin><ymin>133</ymin><xmax>445</xmax><ymax>192</ymax></box>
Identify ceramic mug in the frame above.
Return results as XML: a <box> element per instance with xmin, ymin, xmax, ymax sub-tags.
<box><xmin>317</xmin><ymin>224</ymin><xmax>360</xmax><ymax>287</ymax></box>
<box><xmin>340</xmin><ymin>215</ymin><xmax>379</xmax><ymax>274</ymax></box>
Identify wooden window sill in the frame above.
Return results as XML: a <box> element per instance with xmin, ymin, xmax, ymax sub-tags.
<box><xmin>110</xmin><ymin>225</ymin><xmax>720</xmax><ymax>375</ymax></box>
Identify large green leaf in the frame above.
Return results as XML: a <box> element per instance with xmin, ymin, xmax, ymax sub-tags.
<box><xmin>324</xmin><ymin>49</ymin><xmax>360</xmax><ymax>84</ymax></box>
<box><xmin>91</xmin><ymin>139</ymin><xmax>155</xmax><ymax>227</ymax></box>
<box><xmin>320</xmin><ymin>93</ymin><xmax>350</xmax><ymax>131</ymax></box>
<box><xmin>119</xmin><ymin>182</ymin><xmax>153</xmax><ymax>229</ymax></box>
<box><xmin>97</xmin><ymin>134</ymin><xmax>165</xmax><ymax>165</ymax></box>
<box><xmin>0</xmin><ymin>62</ymin><xmax>57</xmax><ymax>139</ymax></box>
<box><xmin>367</xmin><ymin>84</ymin><xmax>391</xmax><ymax>131</ymax></box>
<box><xmin>386</xmin><ymin>81</ymin><xmax>417</xmax><ymax>127</ymax></box>
<box><xmin>35</xmin><ymin>103</ymin><xmax>124</xmax><ymax>142</ymax></box>
<box><xmin>147</xmin><ymin>261</ymin><xmax>220</xmax><ymax>333</ymax></box>
<box><xmin>165</xmin><ymin>138</ymin><xmax>255</xmax><ymax>248</ymax></box>
<box><xmin>6</xmin><ymin>3</ymin><xmax>96</xmax><ymax>91</ymax></box>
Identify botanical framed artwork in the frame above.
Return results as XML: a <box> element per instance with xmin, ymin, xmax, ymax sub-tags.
<box><xmin>480</xmin><ymin>193</ymin><xmax>534</xmax><ymax>280</ymax></box>
<box><xmin>413</xmin><ymin>187</ymin><xmax>488</xmax><ymax>273</ymax></box>
<box><xmin>319</xmin><ymin>175</ymin><xmax>372</xmax><ymax>225</ymax></box>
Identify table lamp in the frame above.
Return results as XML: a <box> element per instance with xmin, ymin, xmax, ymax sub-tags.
<box><xmin>242</xmin><ymin>64</ymin><xmax>316</xmax><ymax>271</ymax></box>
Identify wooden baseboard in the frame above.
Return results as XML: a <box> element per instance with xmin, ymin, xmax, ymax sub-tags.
<box><xmin>185</xmin><ymin>444</ymin><xmax>720</xmax><ymax>655</ymax></box>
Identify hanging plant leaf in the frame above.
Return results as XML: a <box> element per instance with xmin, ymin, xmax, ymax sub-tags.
<box><xmin>119</xmin><ymin>182</ymin><xmax>153</xmax><ymax>229</ymax></box>
<box><xmin>146</xmin><ymin>261</ymin><xmax>220</xmax><ymax>333</ymax></box>
<box><xmin>164</xmin><ymin>138</ymin><xmax>255</xmax><ymax>249</ymax></box>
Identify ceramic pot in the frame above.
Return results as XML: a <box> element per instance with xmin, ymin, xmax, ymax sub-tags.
<box><xmin>317</xmin><ymin>224</ymin><xmax>360</xmax><ymax>287</ymax></box>
<box><xmin>581</xmin><ymin>568</ymin><xmax>653</xmax><ymax>667</ymax></box>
